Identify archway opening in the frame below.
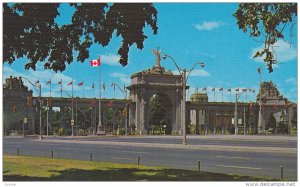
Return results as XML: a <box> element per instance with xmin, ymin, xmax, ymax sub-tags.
<box><xmin>148</xmin><ymin>93</ymin><xmax>173</xmax><ymax>135</ymax></box>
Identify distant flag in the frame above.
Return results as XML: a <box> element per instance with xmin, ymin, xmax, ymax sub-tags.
<box><xmin>202</xmin><ymin>87</ymin><xmax>207</xmax><ymax>91</ymax></box>
<box><xmin>90</xmin><ymin>59</ymin><xmax>100</xmax><ymax>67</ymax></box>
<box><xmin>107</xmin><ymin>101</ymin><xmax>113</xmax><ymax>108</ymax></box>
<box><xmin>57</xmin><ymin>80</ymin><xmax>62</xmax><ymax>84</ymax></box>
<box><xmin>219</xmin><ymin>87</ymin><xmax>223</xmax><ymax>91</ymax></box>
<box><xmin>78</xmin><ymin>81</ymin><xmax>84</xmax><ymax>86</ymax></box>
<box><xmin>67</xmin><ymin>81</ymin><xmax>73</xmax><ymax>86</ymax></box>
<box><xmin>257</xmin><ymin>67</ymin><xmax>261</xmax><ymax>74</ymax></box>
<box><xmin>103</xmin><ymin>83</ymin><xmax>106</xmax><ymax>91</ymax></box>
<box><xmin>252</xmin><ymin>89</ymin><xmax>255</xmax><ymax>93</ymax></box>
<box><xmin>91</xmin><ymin>83</ymin><xmax>94</xmax><ymax>89</ymax></box>
<box><xmin>249</xmin><ymin>102</ymin><xmax>253</xmax><ymax>109</ymax></box>
<box><xmin>235</xmin><ymin>88</ymin><xmax>239</xmax><ymax>92</ymax></box>
<box><xmin>89</xmin><ymin>100</ymin><xmax>96</xmax><ymax>108</ymax></box>
<box><xmin>227</xmin><ymin>88</ymin><xmax>231</xmax><ymax>91</ymax></box>
<box><xmin>212</xmin><ymin>87</ymin><xmax>215</xmax><ymax>91</ymax></box>
<box><xmin>242</xmin><ymin>88</ymin><xmax>247</xmax><ymax>92</ymax></box>
<box><xmin>46</xmin><ymin>80</ymin><xmax>51</xmax><ymax>85</ymax></box>
<box><xmin>195</xmin><ymin>87</ymin><xmax>198</xmax><ymax>93</ymax></box>
<box><xmin>111</xmin><ymin>83</ymin><xmax>115</xmax><ymax>91</ymax></box>
<box><xmin>35</xmin><ymin>79</ymin><xmax>39</xmax><ymax>85</ymax></box>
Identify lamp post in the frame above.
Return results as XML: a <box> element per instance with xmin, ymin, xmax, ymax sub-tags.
<box><xmin>234</xmin><ymin>92</ymin><xmax>246</xmax><ymax>135</ymax></box>
<box><xmin>162</xmin><ymin>54</ymin><xmax>205</xmax><ymax>145</ymax></box>
<box><xmin>111</xmin><ymin>83</ymin><xmax>128</xmax><ymax>135</ymax></box>
<box><xmin>63</xmin><ymin>90</ymin><xmax>74</xmax><ymax>136</ymax></box>
<box><xmin>21</xmin><ymin>77</ymin><xmax>43</xmax><ymax>140</ymax></box>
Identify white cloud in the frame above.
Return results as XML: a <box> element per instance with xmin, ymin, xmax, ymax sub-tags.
<box><xmin>251</xmin><ymin>39</ymin><xmax>297</xmax><ymax>63</ymax></box>
<box><xmin>3</xmin><ymin>66</ymin><xmax>80</xmax><ymax>96</ymax></box>
<box><xmin>101</xmin><ymin>54</ymin><xmax>123</xmax><ymax>66</ymax></box>
<box><xmin>194</xmin><ymin>21</ymin><xmax>226</xmax><ymax>31</ymax></box>
<box><xmin>110</xmin><ymin>72</ymin><xmax>131</xmax><ymax>84</ymax></box>
<box><xmin>285</xmin><ymin>77</ymin><xmax>297</xmax><ymax>85</ymax></box>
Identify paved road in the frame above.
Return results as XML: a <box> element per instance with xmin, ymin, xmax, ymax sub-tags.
<box><xmin>3</xmin><ymin>135</ymin><xmax>297</xmax><ymax>181</ymax></box>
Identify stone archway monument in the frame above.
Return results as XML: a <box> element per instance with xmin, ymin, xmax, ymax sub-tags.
<box><xmin>127</xmin><ymin>48</ymin><xmax>183</xmax><ymax>135</ymax></box>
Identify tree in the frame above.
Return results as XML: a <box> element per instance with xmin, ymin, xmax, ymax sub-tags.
<box><xmin>266</xmin><ymin>112</ymin><xmax>276</xmax><ymax>133</ymax></box>
<box><xmin>149</xmin><ymin>94</ymin><xmax>166</xmax><ymax>133</ymax></box>
<box><xmin>3</xmin><ymin>3</ymin><xmax>158</xmax><ymax>72</ymax></box>
<box><xmin>233</xmin><ymin>3</ymin><xmax>297</xmax><ymax>73</ymax></box>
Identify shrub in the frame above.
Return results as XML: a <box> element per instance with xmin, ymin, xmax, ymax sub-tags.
<box><xmin>58</xmin><ymin>128</ymin><xmax>65</xmax><ymax>136</ymax></box>
<box><xmin>78</xmin><ymin>129</ymin><xmax>86</xmax><ymax>136</ymax></box>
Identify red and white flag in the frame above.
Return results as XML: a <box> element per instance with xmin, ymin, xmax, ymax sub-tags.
<box><xmin>67</xmin><ymin>81</ymin><xmax>73</xmax><ymax>86</ymax></box>
<box><xmin>78</xmin><ymin>81</ymin><xmax>84</xmax><ymax>86</ymax></box>
<box><xmin>90</xmin><ymin>59</ymin><xmax>100</xmax><ymax>67</ymax></box>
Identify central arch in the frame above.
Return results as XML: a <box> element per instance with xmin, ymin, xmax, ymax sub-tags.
<box><xmin>127</xmin><ymin>65</ymin><xmax>183</xmax><ymax>135</ymax></box>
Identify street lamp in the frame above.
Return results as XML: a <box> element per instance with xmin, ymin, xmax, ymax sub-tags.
<box><xmin>63</xmin><ymin>90</ymin><xmax>74</xmax><ymax>136</ymax></box>
<box><xmin>111</xmin><ymin>82</ymin><xmax>128</xmax><ymax>135</ymax></box>
<box><xmin>20</xmin><ymin>76</ymin><xmax>43</xmax><ymax>140</ymax></box>
<box><xmin>234</xmin><ymin>91</ymin><xmax>246</xmax><ymax>135</ymax></box>
<box><xmin>162</xmin><ymin>54</ymin><xmax>205</xmax><ymax>145</ymax></box>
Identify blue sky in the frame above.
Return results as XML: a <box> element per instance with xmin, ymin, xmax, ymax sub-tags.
<box><xmin>2</xmin><ymin>3</ymin><xmax>298</xmax><ymax>102</ymax></box>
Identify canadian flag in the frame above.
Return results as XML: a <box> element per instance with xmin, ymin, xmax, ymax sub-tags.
<box><xmin>90</xmin><ymin>59</ymin><xmax>100</xmax><ymax>67</ymax></box>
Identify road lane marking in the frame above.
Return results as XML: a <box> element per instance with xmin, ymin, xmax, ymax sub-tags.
<box><xmin>121</xmin><ymin>151</ymin><xmax>149</xmax><ymax>154</ymax></box>
<box><xmin>55</xmin><ymin>148</ymin><xmax>75</xmax><ymax>150</ymax></box>
<box><xmin>216</xmin><ymin>165</ymin><xmax>261</xmax><ymax>170</ymax></box>
<box><xmin>112</xmin><ymin>157</ymin><xmax>132</xmax><ymax>160</ymax></box>
<box><xmin>216</xmin><ymin>155</ymin><xmax>251</xmax><ymax>160</ymax></box>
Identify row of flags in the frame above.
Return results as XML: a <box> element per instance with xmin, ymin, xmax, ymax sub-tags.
<box><xmin>36</xmin><ymin>81</ymin><xmax>126</xmax><ymax>91</ymax></box>
<box><xmin>193</xmin><ymin>87</ymin><xmax>256</xmax><ymax>93</ymax></box>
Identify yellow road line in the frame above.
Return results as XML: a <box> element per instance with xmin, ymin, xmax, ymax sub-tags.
<box><xmin>216</xmin><ymin>164</ymin><xmax>261</xmax><ymax>170</ymax></box>
<box><xmin>216</xmin><ymin>155</ymin><xmax>251</xmax><ymax>160</ymax></box>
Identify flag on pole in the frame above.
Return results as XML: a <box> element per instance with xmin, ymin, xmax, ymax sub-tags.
<box><xmin>219</xmin><ymin>87</ymin><xmax>223</xmax><ymax>91</ymax></box>
<box><xmin>242</xmin><ymin>88</ymin><xmax>247</xmax><ymax>92</ymax></box>
<box><xmin>227</xmin><ymin>88</ymin><xmax>231</xmax><ymax>91</ymax></box>
<box><xmin>89</xmin><ymin>100</ymin><xmax>96</xmax><ymax>108</ymax></box>
<box><xmin>57</xmin><ymin>80</ymin><xmax>62</xmax><ymax>84</ymax></box>
<box><xmin>107</xmin><ymin>101</ymin><xmax>113</xmax><ymax>108</ymax></box>
<box><xmin>91</xmin><ymin>83</ymin><xmax>94</xmax><ymax>89</ymax></box>
<box><xmin>257</xmin><ymin>67</ymin><xmax>261</xmax><ymax>74</ymax></box>
<box><xmin>212</xmin><ymin>87</ymin><xmax>215</xmax><ymax>91</ymax></box>
<box><xmin>78</xmin><ymin>81</ymin><xmax>84</xmax><ymax>86</ymax></box>
<box><xmin>67</xmin><ymin>81</ymin><xmax>73</xmax><ymax>86</ymax></box>
<box><xmin>202</xmin><ymin>87</ymin><xmax>206</xmax><ymax>91</ymax></box>
<box><xmin>35</xmin><ymin>79</ymin><xmax>39</xmax><ymax>85</ymax></box>
<box><xmin>46</xmin><ymin>80</ymin><xmax>51</xmax><ymax>85</ymax></box>
<box><xmin>103</xmin><ymin>83</ymin><xmax>105</xmax><ymax>91</ymax></box>
<box><xmin>90</xmin><ymin>59</ymin><xmax>100</xmax><ymax>67</ymax></box>
<box><xmin>235</xmin><ymin>88</ymin><xmax>239</xmax><ymax>92</ymax></box>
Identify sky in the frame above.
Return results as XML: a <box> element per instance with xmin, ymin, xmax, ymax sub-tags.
<box><xmin>2</xmin><ymin>3</ymin><xmax>298</xmax><ymax>103</ymax></box>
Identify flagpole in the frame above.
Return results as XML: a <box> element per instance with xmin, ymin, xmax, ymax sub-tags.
<box><xmin>71</xmin><ymin>78</ymin><xmax>74</xmax><ymax>136</ymax></box>
<box><xmin>60</xmin><ymin>79</ymin><xmax>62</xmax><ymax>97</ymax></box>
<box><xmin>50</xmin><ymin>78</ymin><xmax>52</xmax><ymax>97</ymax></box>
<box><xmin>97</xmin><ymin>56</ymin><xmax>102</xmax><ymax>134</ymax></box>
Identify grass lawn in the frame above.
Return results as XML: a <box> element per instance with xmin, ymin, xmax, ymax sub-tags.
<box><xmin>3</xmin><ymin>154</ymin><xmax>275</xmax><ymax>181</ymax></box>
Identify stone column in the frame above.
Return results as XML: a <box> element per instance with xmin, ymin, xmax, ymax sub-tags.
<box><xmin>196</xmin><ymin>109</ymin><xmax>199</xmax><ymax>135</ymax></box>
<box><xmin>135</xmin><ymin>94</ymin><xmax>141</xmax><ymax>134</ymax></box>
